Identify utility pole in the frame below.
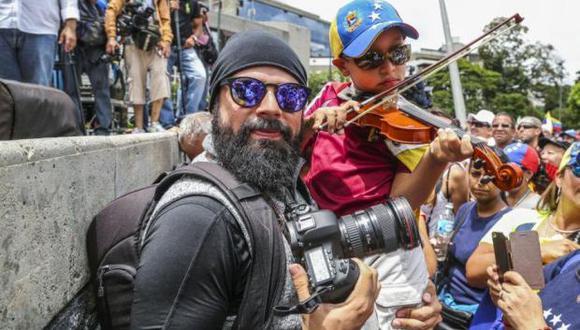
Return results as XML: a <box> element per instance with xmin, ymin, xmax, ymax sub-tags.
<box><xmin>438</xmin><ymin>0</ymin><xmax>467</xmax><ymax>127</ymax></box>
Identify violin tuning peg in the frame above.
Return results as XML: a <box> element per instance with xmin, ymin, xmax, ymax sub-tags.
<box><xmin>473</xmin><ymin>158</ymin><xmax>485</xmax><ymax>169</ymax></box>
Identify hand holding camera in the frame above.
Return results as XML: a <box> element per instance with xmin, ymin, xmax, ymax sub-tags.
<box><xmin>290</xmin><ymin>259</ymin><xmax>380</xmax><ymax>330</ymax></box>
<box><xmin>282</xmin><ymin>197</ymin><xmax>420</xmax><ymax>307</ymax></box>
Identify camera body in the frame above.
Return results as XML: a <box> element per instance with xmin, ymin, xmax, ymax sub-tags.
<box><xmin>116</xmin><ymin>3</ymin><xmax>160</xmax><ymax>51</ymax></box>
<box><xmin>285</xmin><ymin>197</ymin><xmax>420</xmax><ymax>303</ymax></box>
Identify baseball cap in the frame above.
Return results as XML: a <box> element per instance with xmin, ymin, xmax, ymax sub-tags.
<box><xmin>504</xmin><ymin>142</ymin><xmax>540</xmax><ymax>174</ymax></box>
<box><xmin>557</xmin><ymin>142</ymin><xmax>580</xmax><ymax>174</ymax></box>
<box><xmin>562</xmin><ymin>129</ymin><xmax>576</xmax><ymax>138</ymax></box>
<box><xmin>329</xmin><ymin>0</ymin><xmax>418</xmax><ymax>59</ymax></box>
<box><xmin>516</xmin><ymin>116</ymin><xmax>542</xmax><ymax>128</ymax></box>
<box><xmin>538</xmin><ymin>137</ymin><xmax>570</xmax><ymax>151</ymax></box>
<box><xmin>467</xmin><ymin>110</ymin><xmax>494</xmax><ymax>126</ymax></box>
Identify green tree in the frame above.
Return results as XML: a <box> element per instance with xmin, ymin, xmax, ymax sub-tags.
<box><xmin>308</xmin><ymin>69</ymin><xmax>347</xmax><ymax>101</ymax></box>
<box><xmin>428</xmin><ymin>59</ymin><xmax>502</xmax><ymax>115</ymax></box>
<box><xmin>428</xmin><ymin>17</ymin><xmax>572</xmax><ymax>125</ymax></box>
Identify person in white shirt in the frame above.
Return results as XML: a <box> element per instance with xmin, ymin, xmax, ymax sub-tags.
<box><xmin>0</xmin><ymin>0</ymin><xmax>79</xmax><ymax>86</ymax></box>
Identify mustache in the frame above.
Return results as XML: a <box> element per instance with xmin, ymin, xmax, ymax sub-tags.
<box><xmin>240</xmin><ymin>117</ymin><xmax>293</xmax><ymax>141</ymax></box>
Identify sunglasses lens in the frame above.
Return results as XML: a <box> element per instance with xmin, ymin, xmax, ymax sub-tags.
<box><xmin>389</xmin><ymin>45</ymin><xmax>411</xmax><ymax>65</ymax></box>
<box><xmin>230</xmin><ymin>78</ymin><xmax>266</xmax><ymax>107</ymax></box>
<box><xmin>276</xmin><ymin>84</ymin><xmax>309</xmax><ymax>112</ymax></box>
<box><xmin>354</xmin><ymin>51</ymin><xmax>384</xmax><ymax>70</ymax></box>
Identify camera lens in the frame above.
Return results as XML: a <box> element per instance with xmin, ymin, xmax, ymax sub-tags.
<box><xmin>338</xmin><ymin>197</ymin><xmax>419</xmax><ymax>259</ymax></box>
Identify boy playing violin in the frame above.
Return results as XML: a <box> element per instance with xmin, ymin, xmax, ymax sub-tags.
<box><xmin>303</xmin><ymin>0</ymin><xmax>472</xmax><ymax>328</ymax></box>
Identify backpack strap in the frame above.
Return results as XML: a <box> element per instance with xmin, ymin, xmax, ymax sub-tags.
<box><xmin>141</xmin><ymin>162</ymin><xmax>288</xmax><ymax>329</ymax></box>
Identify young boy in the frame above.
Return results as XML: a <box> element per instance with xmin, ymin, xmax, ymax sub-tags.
<box><xmin>304</xmin><ymin>0</ymin><xmax>472</xmax><ymax>328</ymax></box>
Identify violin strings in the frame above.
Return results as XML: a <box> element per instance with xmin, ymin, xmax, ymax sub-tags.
<box><xmin>343</xmin><ymin>15</ymin><xmax>521</xmax><ymax>129</ymax></box>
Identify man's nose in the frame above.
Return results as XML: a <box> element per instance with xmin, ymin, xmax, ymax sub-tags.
<box><xmin>255</xmin><ymin>88</ymin><xmax>282</xmax><ymax>118</ymax></box>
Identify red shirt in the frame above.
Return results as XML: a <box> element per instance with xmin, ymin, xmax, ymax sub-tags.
<box><xmin>304</xmin><ymin>82</ymin><xmax>409</xmax><ymax>216</ymax></box>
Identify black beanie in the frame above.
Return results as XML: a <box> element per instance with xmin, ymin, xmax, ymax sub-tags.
<box><xmin>208</xmin><ymin>30</ymin><xmax>308</xmax><ymax>111</ymax></box>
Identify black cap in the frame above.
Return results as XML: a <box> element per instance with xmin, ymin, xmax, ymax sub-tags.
<box><xmin>539</xmin><ymin>137</ymin><xmax>571</xmax><ymax>151</ymax></box>
<box><xmin>208</xmin><ymin>30</ymin><xmax>308</xmax><ymax>111</ymax></box>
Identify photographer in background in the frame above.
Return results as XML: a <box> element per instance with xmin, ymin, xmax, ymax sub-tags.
<box><xmin>68</xmin><ymin>0</ymin><xmax>113</xmax><ymax>135</ymax></box>
<box><xmin>105</xmin><ymin>0</ymin><xmax>172</xmax><ymax>133</ymax></box>
<box><xmin>159</xmin><ymin>0</ymin><xmax>208</xmax><ymax>128</ymax></box>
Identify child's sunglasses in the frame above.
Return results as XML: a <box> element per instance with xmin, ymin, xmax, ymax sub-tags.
<box><xmin>221</xmin><ymin>77</ymin><xmax>310</xmax><ymax>113</ymax></box>
<box><xmin>348</xmin><ymin>44</ymin><xmax>412</xmax><ymax>70</ymax></box>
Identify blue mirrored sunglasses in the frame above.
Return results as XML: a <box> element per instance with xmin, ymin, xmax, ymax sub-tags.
<box><xmin>570</xmin><ymin>152</ymin><xmax>580</xmax><ymax>177</ymax></box>
<box><xmin>221</xmin><ymin>77</ymin><xmax>310</xmax><ymax>113</ymax></box>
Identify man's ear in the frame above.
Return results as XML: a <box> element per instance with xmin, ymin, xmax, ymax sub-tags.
<box><xmin>333</xmin><ymin>58</ymin><xmax>350</xmax><ymax>76</ymax></box>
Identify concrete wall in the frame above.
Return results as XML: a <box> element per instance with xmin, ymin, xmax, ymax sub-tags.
<box><xmin>0</xmin><ymin>133</ymin><xmax>180</xmax><ymax>329</ymax></box>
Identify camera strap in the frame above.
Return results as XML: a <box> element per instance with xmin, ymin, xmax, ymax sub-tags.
<box><xmin>273</xmin><ymin>286</ymin><xmax>331</xmax><ymax>315</ymax></box>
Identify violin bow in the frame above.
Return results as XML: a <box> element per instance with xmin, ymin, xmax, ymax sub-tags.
<box><xmin>339</xmin><ymin>13</ymin><xmax>524</xmax><ymax>128</ymax></box>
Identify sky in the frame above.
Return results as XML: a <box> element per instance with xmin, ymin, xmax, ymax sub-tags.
<box><xmin>282</xmin><ymin>0</ymin><xmax>580</xmax><ymax>84</ymax></box>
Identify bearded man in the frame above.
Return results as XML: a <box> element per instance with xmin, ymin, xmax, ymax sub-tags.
<box><xmin>130</xmin><ymin>30</ymin><xmax>383</xmax><ymax>330</ymax></box>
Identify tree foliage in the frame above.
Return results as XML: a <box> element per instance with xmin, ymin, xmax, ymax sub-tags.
<box><xmin>308</xmin><ymin>69</ymin><xmax>347</xmax><ymax>101</ymax></box>
<box><xmin>427</xmin><ymin>17</ymin><xmax>576</xmax><ymax>128</ymax></box>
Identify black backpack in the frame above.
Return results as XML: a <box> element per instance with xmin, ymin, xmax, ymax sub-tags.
<box><xmin>0</xmin><ymin>79</ymin><xmax>82</xmax><ymax>140</ymax></box>
<box><xmin>86</xmin><ymin>162</ymin><xmax>287</xmax><ymax>329</ymax></box>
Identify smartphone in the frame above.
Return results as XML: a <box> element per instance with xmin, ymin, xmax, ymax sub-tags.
<box><xmin>509</xmin><ymin>231</ymin><xmax>545</xmax><ymax>290</ymax></box>
<box><xmin>492</xmin><ymin>232</ymin><xmax>512</xmax><ymax>281</ymax></box>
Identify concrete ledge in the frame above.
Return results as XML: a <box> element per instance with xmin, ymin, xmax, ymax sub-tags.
<box><xmin>0</xmin><ymin>133</ymin><xmax>180</xmax><ymax>328</ymax></box>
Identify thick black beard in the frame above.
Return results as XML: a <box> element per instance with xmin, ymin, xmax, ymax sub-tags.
<box><xmin>212</xmin><ymin>114</ymin><xmax>302</xmax><ymax>200</ymax></box>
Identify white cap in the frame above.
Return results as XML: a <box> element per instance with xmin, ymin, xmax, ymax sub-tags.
<box><xmin>467</xmin><ymin>109</ymin><xmax>495</xmax><ymax>126</ymax></box>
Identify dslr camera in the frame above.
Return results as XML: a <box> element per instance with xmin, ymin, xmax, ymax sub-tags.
<box><xmin>284</xmin><ymin>197</ymin><xmax>420</xmax><ymax>304</ymax></box>
<box><xmin>116</xmin><ymin>3</ymin><xmax>160</xmax><ymax>51</ymax></box>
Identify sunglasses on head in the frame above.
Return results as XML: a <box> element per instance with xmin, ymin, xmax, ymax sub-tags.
<box><xmin>221</xmin><ymin>77</ymin><xmax>310</xmax><ymax>113</ymax></box>
<box><xmin>569</xmin><ymin>153</ymin><xmax>580</xmax><ymax>178</ymax></box>
<box><xmin>492</xmin><ymin>123</ymin><xmax>512</xmax><ymax>129</ymax></box>
<box><xmin>348</xmin><ymin>44</ymin><xmax>412</xmax><ymax>70</ymax></box>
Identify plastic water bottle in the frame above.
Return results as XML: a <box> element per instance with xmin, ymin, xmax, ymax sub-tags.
<box><xmin>434</xmin><ymin>202</ymin><xmax>455</xmax><ymax>262</ymax></box>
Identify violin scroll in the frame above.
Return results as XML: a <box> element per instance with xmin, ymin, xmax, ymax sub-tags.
<box><xmin>473</xmin><ymin>146</ymin><xmax>523</xmax><ymax>191</ymax></box>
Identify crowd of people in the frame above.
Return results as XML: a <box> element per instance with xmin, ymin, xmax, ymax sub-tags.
<box><xmin>2</xmin><ymin>0</ymin><xmax>579</xmax><ymax>329</ymax></box>
<box><xmin>166</xmin><ymin>1</ymin><xmax>580</xmax><ymax>329</ymax></box>
<box><xmin>0</xmin><ymin>0</ymin><xmax>215</xmax><ymax>136</ymax></box>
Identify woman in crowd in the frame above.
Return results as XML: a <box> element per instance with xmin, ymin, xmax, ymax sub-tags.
<box><xmin>481</xmin><ymin>250</ymin><xmax>580</xmax><ymax>330</ymax></box>
<box><xmin>466</xmin><ymin>142</ymin><xmax>580</xmax><ymax>287</ymax></box>
<box><xmin>437</xmin><ymin>153</ymin><xmax>512</xmax><ymax>314</ymax></box>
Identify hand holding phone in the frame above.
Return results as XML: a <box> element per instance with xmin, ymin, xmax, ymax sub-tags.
<box><xmin>491</xmin><ymin>231</ymin><xmax>544</xmax><ymax>289</ymax></box>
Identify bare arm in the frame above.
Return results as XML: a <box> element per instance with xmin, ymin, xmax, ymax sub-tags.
<box><xmin>448</xmin><ymin>165</ymin><xmax>469</xmax><ymax>213</ymax></box>
<box><xmin>465</xmin><ymin>243</ymin><xmax>495</xmax><ymax>288</ymax></box>
<box><xmin>391</xmin><ymin>150</ymin><xmax>447</xmax><ymax>210</ymax></box>
<box><xmin>418</xmin><ymin>214</ymin><xmax>437</xmax><ymax>277</ymax></box>
<box><xmin>391</xmin><ymin>129</ymin><xmax>473</xmax><ymax>210</ymax></box>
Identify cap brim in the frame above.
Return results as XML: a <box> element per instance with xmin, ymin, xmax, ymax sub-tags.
<box><xmin>342</xmin><ymin>22</ymin><xmax>419</xmax><ymax>58</ymax></box>
<box><xmin>539</xmin><ymin>137</ymin><xmax>570</xmax><ymax>150</ymax></box>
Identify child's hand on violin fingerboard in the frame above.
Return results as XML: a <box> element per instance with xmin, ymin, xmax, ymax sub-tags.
<box><xmin>306</xmin><ymin>100</ymin><xmax>359</xmax><ymax>134</ymax></box>
<box><xmin>430</xmin><ymin>128</ymin><xmax>474</xmax><ymax>163</ymax></box>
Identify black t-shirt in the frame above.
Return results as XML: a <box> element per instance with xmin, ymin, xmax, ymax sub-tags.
<box><xmin>171</xmin><ymin>0</ymin><xmax>201</xmax><ymax>46</ymax></box>
<box><xmin>131</xmin><ymin>195</ymin><xmax>250</xmax><ymax>328</ymax></box>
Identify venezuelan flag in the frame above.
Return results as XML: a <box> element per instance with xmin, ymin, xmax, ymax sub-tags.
<box><xmin>545</xmin><ymin>112</ymin><xmax>562</xmax><ymax>134</ymax></box>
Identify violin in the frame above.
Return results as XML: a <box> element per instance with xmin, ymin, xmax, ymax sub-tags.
<box><xmin>319</xmin><ymin>14</ymin><xmax>525</xmax><ymax>191</ymax></box>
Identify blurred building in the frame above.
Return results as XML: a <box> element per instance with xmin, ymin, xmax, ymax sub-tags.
<box><xmin>206</xmin><ymin>0</ymin><xmax>331</xmax><ymax>71</ymax></box>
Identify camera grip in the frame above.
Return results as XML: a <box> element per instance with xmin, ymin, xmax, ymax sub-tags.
<box><xmin>320</xmin><ymin>259</ymin><xmax>360</xmax><ymax>304</ymax></box>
